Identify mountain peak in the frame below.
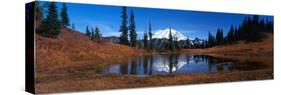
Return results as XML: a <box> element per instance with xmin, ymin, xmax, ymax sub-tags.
<box><xmin>152</xmin><ymin>28</ymin><xmax>187</xmax><ymax>41</ymax></box>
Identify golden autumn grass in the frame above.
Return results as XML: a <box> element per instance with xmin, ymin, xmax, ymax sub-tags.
<box><xmin>35</xmin><ymin>28</ymin><xmax>145</xmax><ymax>91</ymax></box>
<box><xmin>35</xmin><ymin>28</ymin><xmax>273</xmax><ymax>93</ymax></box>
<box><xmin>184</xmin><ymin>33</ymin><xmax>273</xmax><ymax>68</ymax></box>
<box><xmin>184</xmin><ymin>33</ymin><xmax>273</xmax><ymax>56</ymax></box>
<box><xmin>36</xmin><ymin>28</ymin><xmax>144</xmax><ymax>73</ymax></box>
<box><xmin>36</xmin><ymin>70</ymin><xmax>272</xmax><ymax>93</ymax></box>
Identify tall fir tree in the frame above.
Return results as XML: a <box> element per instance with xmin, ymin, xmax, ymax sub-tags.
<box><xmin>251</xmin><ymin>15</ymin><xmax>262</xmax><ymax>41</ymax></box>
<box><xmin>95</xmin><ymin>26</ymin><xmax>102</xmax><ymax>39</ymax></box>
<box><xmin>60</xmin><ymin>3</ymin><xmax>70</xmax><ymax>27</ymax></box>
<box><xmin>174</xmin><ymin>37</ymin><xmax>180</xmax><ymax>49</ymax></box>
<box><xmin>71</xmin><ymin>23</ymin><xmax>75</xmax><ymax>31</ymax></box>
<box><xmin>143</xmin><ymin>32</ymin><xmax>148</xmax><ymax>49</ymax></box>
<box><xmin>168</xmin><ymin>27</ymin><xmax>175</xmax><ymax>51</ymax></box>
<box><xmin>233</xmin><ymin>27</ymin><xmax>238</xmax><ymax>42</ymax></box>
<box><xmin>35</xmin><ymin>1</ymin><xmax>43</xmax><ymax>31</ymax></box>
<box><xmin>266</xmin><ymin>18</ymin><xmax>273</xmax><ymax>33</ymax></box>
<box><xmin>129</xmin><ymin>10</ymin><xmax>137</xmax><ymax>47</ymax></box>
<box><xmin>208</xmin><ymin>32</ymin><xmax>215</xmax><ymax>47</ymax></box>
<box><xmin>186</xmin><ymin>37</ymin><xmax>191</xmax><ymax>48</ymax></box>
<box><xmin>119</xmin><ymin>7</ymin><xmax>129</xmax><ymax>45</ymax></box>
<box><xmin>227</xmin><ymin>25</ymin><xmax>235</xmax><ymax>44</ymax></box>
<box><xmin>148</xmin><ymin>20</ymin><xmax>153</xmax><ymax>49</ymax></box>
<box><xmin>215</xmin><ymin>28</ymin><xmax>224</xmax><ymax>45</ymax></box>
<box><xmin>91</xmin><ymin>27</ymin><xmax>95</xmax><ymax>39</ymax></box>
<box><xmin>35</xmin><ymin>1</ymin><xmax>43</xmax><ymax>21</ymax></box>
<box><xmin>220</xmin><ymin>29</ymin><xmax>224</xmax><ymax>44</ymax></box>
<box><xmin>215</xmin><ymin>29</ymin><xmax>220</xmax><ymax>45</ymax></box>
<box><xmin>259</xmin><ymin>19</ymin><xmax>265</xmax><ymax>33</ymax></box>
<box><xmin>40</xmin><ymin>2</ymin><xmax>61</xmax><ymax>38</ymax></box>
<box><xmin>85</xmin><ymin>26</ymin><xmax>91</xmax><ymax>36</ymax></box>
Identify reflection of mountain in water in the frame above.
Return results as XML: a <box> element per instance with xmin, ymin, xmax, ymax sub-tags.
<box><xmin>148</xmin><ymin>54</ymin><xmax>231</xmax><ymax>74</ymax></box>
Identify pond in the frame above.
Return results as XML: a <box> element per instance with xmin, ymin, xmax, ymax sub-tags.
<box><xmin>101</xmin><ymin>54</ymin><xmax>266</xmax><ymax>76</ymax></box>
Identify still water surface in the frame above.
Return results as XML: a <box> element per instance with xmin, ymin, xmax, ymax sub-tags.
<box><xmin>102</xmin><ymin>54</ymin><xmax>264</xmax><ymax>76</ymax></box>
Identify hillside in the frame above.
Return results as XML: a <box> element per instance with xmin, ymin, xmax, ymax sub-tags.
<box><xmin>36</xmin><ymin>28</ymin><xmax>144</xmax><ymax>73</ymax></box>
<box><xmin>184</xmin><ymin>33</ymin><xmax>273</xmax><ymax>56</ymax></box>
<box><xmin>183</xmin><ymin>33</ymin><xmax>273</xmax><ymax>69</ymax></box>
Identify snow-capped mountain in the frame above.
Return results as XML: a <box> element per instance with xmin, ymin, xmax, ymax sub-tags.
<box><xmin>152</xmin><ymin>28</ymin><xmax>187</xmax><ymax>41</ymax></box>
<box><xmin>189</xmin><ymin>38</ymin><xmax>208</xmax><ymax>48</ymax></box>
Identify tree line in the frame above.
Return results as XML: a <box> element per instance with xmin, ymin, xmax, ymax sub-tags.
<box><xmin>85</xmin><ymin>26</ymin><xmax>102</xmax><ymax>40</ymax></box>
<box><xmin>35</xmin><ymin>2</ymin><xmax>103</xmax><ymax>40</ymax></box>
<box><xmin>208</xmin><ymin>15</ymin><xmax>273</xmax><ymax>47</ymax></box>
<box><xmin>36</xmin><ymin>2</ymin><xmax>70</xmax><ymax>38</ymax></box>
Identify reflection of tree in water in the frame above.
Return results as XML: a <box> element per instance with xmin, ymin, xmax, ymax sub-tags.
<box><xmin>120</xmin><ymin>63</ymin><xmax>126</xmax><ymax>74</ymax></box>
<box><xmin>207</xmin><ymin>56</ymin><xmax>217</xmax><ymax>72</ymax></box>
<box><xmin>206</xmin><ymin>55</ymin><xmax>235</xmax><ymax>72</ymax></box>
<box><xmin>143</xmin><ymin>55</ymin><xmax>151</xmax><ymax>75</ymax></box>
<box><xmin>137</xmin><ymin>57</ymin><xmax>145</xmax><ymax>75</ymax></box>
<box><xmin>122</xmin><ymin>55</ymin><xmax>154</xmax><ymax>75</ymax></box>
<box><xmin>148</xmin><ymin>56</ymin><xmax>153</xmax><ymax>75</ymax></box>
<box><xmin>193</xmin><ymin>55</ymin><xmax>200</xmax><ymax>64</ymax></box>
<box><xmin>185</xmin><ymin>55</ymin><xmax>190</xmax><ymax>65</ymax></box>
<box><xmin>193</xmin><ymin>55</ymin><xmax>209</xmax><ymax>64</ymax></box>
<box><xmin>192</xmin><ymin>55</ymin><xmax>221</xmax><ymax>72</ymax></box>
<box><xmin>129</xmin><ymin>59</ymin><xmax>137</xmax><ymax>75</ymax></box>
<box><xmin>162</xmin><ymin>54</ymin><xmax>180</xmax><ymax>74</ymax></box>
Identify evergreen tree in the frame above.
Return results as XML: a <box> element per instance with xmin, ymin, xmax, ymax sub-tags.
<box><xmin>168</xmin><ymin>28</ymin><xmax>175</xmax><ymax>51</ymax></box>
<box><xmin>71</xmin><ymin>23</ymin><xmax>75</xmax><ymax>31</ymax></box>
<box><xmin>251</xmin><ymin>15</ymin><xmax>262</xmax><ymax>41</ymax></box>
<box><xmin>40</xmin><ymin>2</ymin><xmax>61</xmax><ymax>38</ymax></box>
<box><xmin>208</xmin><ymin>32</ymin><xmax>215</xmax><ymax>47</ymax></box>
<box><xmin>215</xmin><ymin>28</ymin><xmax>224</xmax><ymax>45</ymax></box>
<box><xmin>91</xmin><ymin>27</ymin><xmax>95</xmax><ymax>39</ymax></box>
<box><xmin>236</xmin><ymin>26</ymin><xmax>243</xmax><ymax>41</ymax></box>
<box><xmin>266</xmin><ymin>18</ymin><xmax>273</xmax><ymax>33</ymax></box>
<box><xmin>259</xmin><ymin>19</ymin><xmax>265</xmax><ymax>32</ymax></box>
<box><xmin>186</xmin><ymin>37</ymin><xmax>191</xmax><ymax>48</ymax></box>
<box><xmin>233</xmin><ymin>27</ymin><xmax>238</xmax><ymax>42</ymax></box>
<box><xmin>60</xmin><ymin>3</ymin><xmax>70</xmax><ymax>27</ymax></box>
<box><xmin>35</xmin><ymin>1</ymin><xmax>43</xmax><ymax>21</ymax></box>
<box><xmin>215</xmin><ymin>29</ymin><xmax>220</xmax><ymax>45</ymax></box>
<box><xmin>136</xmin><ymin>40</ymin><xmax>142</xmax><ymax>49</ymax></box>
<box><xmin>129</xmin><ymin>10</ymin><xmax>137</xmax><ymax>47</ymax></box>
<box><xmin>227</xmin><ymin>25</ymin><xmax>235</xmax><ymax>44</ymax></box>
<box><xmin>119</xmin><ymin>7</ymin><xmax>129</xmax><ymax>45</ymax></box>
<box><xmin>148</xmin><ymin>20</ymin><xmax>153</xmax><ymax>49</ymax></box>
<box><xmin>174</xmin><ymin>37</ymin><xmax>180</xmax><ymax>49</ymax></box>
<box><xmin>35</xmin><ymin>1</ymin><xmax>43</xmax><ymax>31</ymax></box>
<box><xmin>220</xmin><ymin>29</ymin><xmax>224</xmax><ymax>44</ymax></box>
<box><xmin>85</xmin><ymin>26</ymin><xmax>91</xmax><ymax>36</ymax></box>
<box><xmin>95</xmin><ymin>26</ymin><xmax>102</xmax><ymax>39</ymax></box>
<box><xmin>143</xmin><ymin>32</ymin><xmax>148</xmax><ymax>49</ymax></box>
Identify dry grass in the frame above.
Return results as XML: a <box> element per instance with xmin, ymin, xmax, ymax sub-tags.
<box><xmin>35</xmin><ymin>28</ymin><xmax>144</xmax><ymax>83</ymax></box>
<box><xmin>35</xmin><ymin>69</ymin><xmax>273</xmax><ymax>93</ymax></box>
<box><xmin>184</xmin><ymin>33</ymin><xmax>273</xmax><ymax>56</ymax></box>
<box><xmin>183</xmin><ymin>33</ymin><xmax>273</xmax><ymax>68</ymax></box>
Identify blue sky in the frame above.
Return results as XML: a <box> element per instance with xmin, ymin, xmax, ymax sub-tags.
<box><xmin>40</xmin><ymin>1</ymin><xmax>273</xmax><ymax>40</ymax></box>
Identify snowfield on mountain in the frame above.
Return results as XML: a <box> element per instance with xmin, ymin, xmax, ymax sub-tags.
<box><xmin>152</xmin><ymin>28</ymin><xmax>187</xmax><ymax>41</ymax></box>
